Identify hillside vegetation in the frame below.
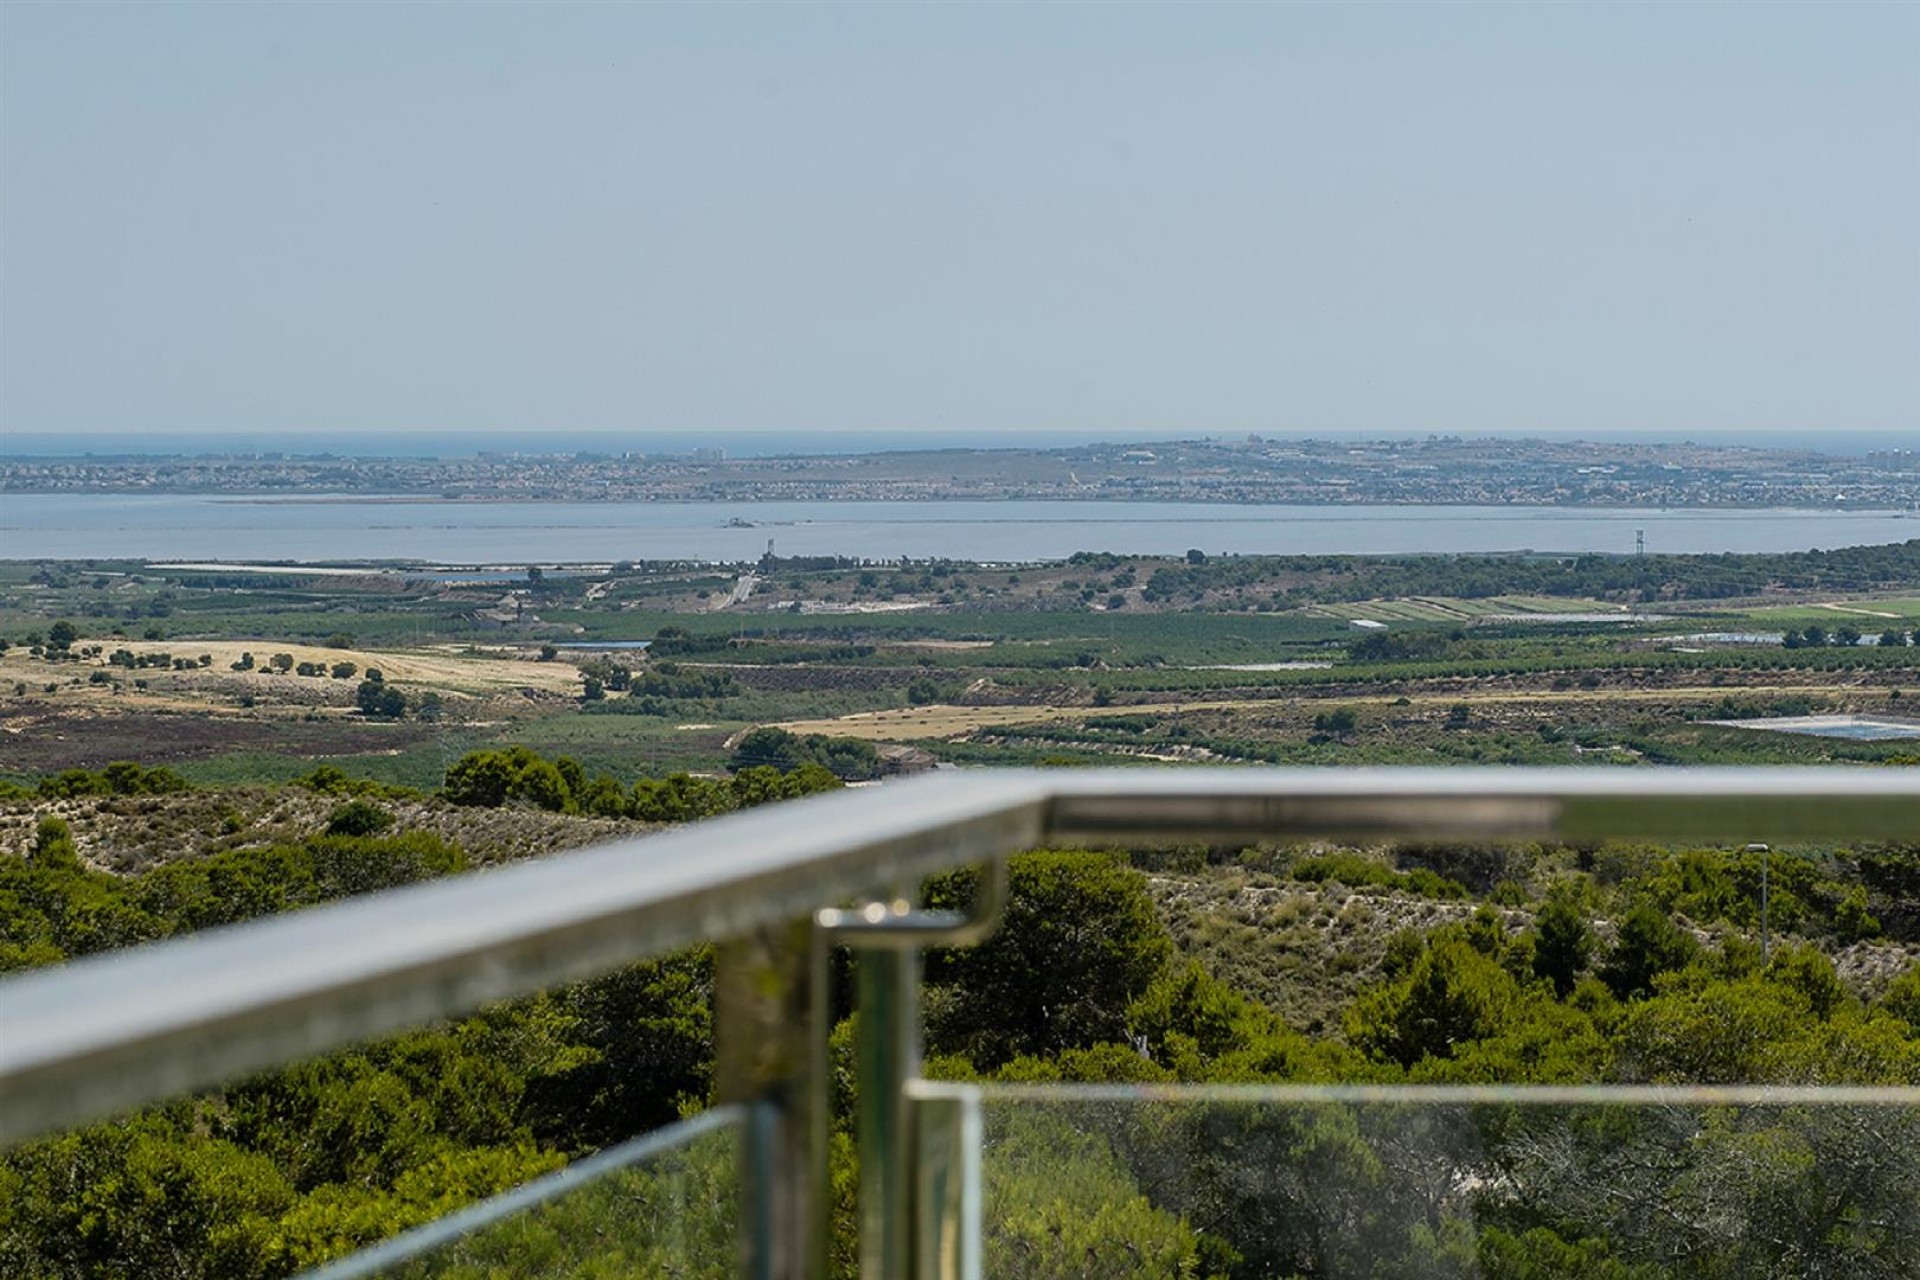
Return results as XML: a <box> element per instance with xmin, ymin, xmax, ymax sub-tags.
<box><xmin>3</xmin><ymin>542</ymin><xmax>1918</xmax><ymax>1276</ymax></box>
<box><xmin>2</xmin><ymin>745</ymin><xmax>1916</xmax><ymax>1277</ymax></box>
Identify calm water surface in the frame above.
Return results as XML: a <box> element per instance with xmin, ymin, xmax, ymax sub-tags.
<box><xmin>1</xmin><ymin>494</ymin><xmax>1912</xmax><ymax>562</ymax></box>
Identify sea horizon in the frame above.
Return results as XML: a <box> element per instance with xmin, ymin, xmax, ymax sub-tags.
<box><xmin>1</xmin><ymin>427</ymin><xmax>1911</xmax><ymax>460</ymax></box>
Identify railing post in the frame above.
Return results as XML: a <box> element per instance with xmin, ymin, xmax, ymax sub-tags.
<box><xmin>913</xmin><ymin>1085</ymin><xmax>983</xmax><ymax>1280</ymax></box>
<box><xmin>717</xmin><ymin>919</ymin><xmax>824</xmax><ymax>1280</ymax></box>
<box><xmin>818</xmin><ymin>863</ymin><xmax>1008</xmax><ymax>1280</ymax></box>
<box><xmin>857</xmin><ymin>947</ymin><xmax>920</xmax><ymax>1280</ymax></box>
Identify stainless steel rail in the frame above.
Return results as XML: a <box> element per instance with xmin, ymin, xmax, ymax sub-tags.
<box><xmin>0</xmin><ymin>770</ymin><xmax>1049</xmax><ymax>1143</ymax></box>
<box><xmin>3</xmin><ymin>766</ymin><xmax>1916</xmax><ymax>1144</ymax></box>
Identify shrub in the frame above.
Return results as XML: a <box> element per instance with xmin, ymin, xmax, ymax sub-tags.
<box><xmin>355</xmin><ymin>680</ymin><xmax>406</xmax><ymax>720</ymax></box>
<box><xmin>726</xmin><ymin>727</ymin><xmax>880</xmax><ymax>781</ymax></box>
<box><xmin>1598</xmin><ymin>903</ymin><xmax>1699</xmax><ymax>1000</ymax></box>
<box><xmin>325</xmin><ymin>800</ymin><xmax>395</xmax><ymax>838</ymax></box>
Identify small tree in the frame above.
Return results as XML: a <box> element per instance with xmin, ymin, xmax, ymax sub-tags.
<box><xmin>1599</xmin><ymin>902</ymin><xmax>1699</xmax><ymax>1000</ymax></box>
<box><xmin>923</xmin><ymin>852</ymin><xmax>1174</xmax><ymax>1066</ymax></box>
<box><xmin>269</xmin><ymin>653</ymin><xmax>294</xmax><ymax>673</ymax></box>
<box><xmin>47</xmin><ymin>620</ymin><xmax>78</xmax><ymax>651</ymax></box>
<box><xmin>444</xmin><ymin>751</ymin><xmax>515</xmax><ymax>807</ymax></box>
<box><xmin>728</xmin><ymin>727</ymin><xmax>806</xmax><ymax>773</ymax></box>
<box><xmin>1314</xmin><ymin>708</ymin><xmax>1358</xmax><ymax>736</ymax></box>
<box><xmin>1531</xmin><ymin>888</ymin><xmax>1595</xmax><ymax>998</ymax></box>
<box><xmin>330</xmin><ymin>661</ymin><xmax>357</xmax><ymax>679</ymax></box>
<box><xmin>1881</xmin><ymin>628</ymin><xmax>1911</xmax><ymax>648</ymax></box>
<box><xmin>515</xmin><ymin>759</ymin><xmax>573</xmax><ymax>810</ymax></box>
<box><xmin>1347</xmin><ymin>935</ymin><xmax>1517</xmax><ymax>1068</ymax></box>
<box><xmin>29</xmin><ymin>815</ymin><xmax>84</xmax><ymax>873</ymax></box>
<box><xmin>325</xmin><ymin>800</ymin><xmax>394</xmax><ymax>837</ymax></box>
<box><xmin>354</xmin><ymin>680</ymin><xmax>405</xmax><ymax>719</ymax></box>
<box><xmin>1835</xmin><ymin>886</ymin><xmax>1882</xmax><ymax>942</ymax></box>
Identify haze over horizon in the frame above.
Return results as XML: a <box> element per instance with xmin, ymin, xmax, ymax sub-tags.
<box><xmin>3</xmin><ymin>2</ymin><xmax>1916</xmax><ymax>440</ymax></box>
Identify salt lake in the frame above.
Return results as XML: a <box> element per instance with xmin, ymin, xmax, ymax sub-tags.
<box><xmin>1</xmin><ymin>494</ymin><xmax>1913</xmax><ymax>564</ymax></box>
<box><xmin>1705</xmin><ymin>715</ymin><xmax>1920</xmax><ymax>742</ymax></box>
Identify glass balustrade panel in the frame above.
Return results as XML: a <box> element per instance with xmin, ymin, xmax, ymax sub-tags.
<box><xmin>935</xmin><ymin>1085</ymin><xmax>1920</xmax><ymax>1280</ymax></box>
<box><xmin>302</xmin><ymin>1106</ymin><xmax>741</xmax><ymax>1280</ymax></box>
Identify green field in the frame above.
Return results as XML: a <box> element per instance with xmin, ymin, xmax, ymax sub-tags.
<box><xmin>1738</xmin><ymin>596</ymin><xmax>1920</xmax><ymax>626</ymax></box>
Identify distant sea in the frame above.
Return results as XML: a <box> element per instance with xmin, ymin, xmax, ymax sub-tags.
<box><xmin>0</xmin><ymin>428</ymin><xmax>1910</xmax><ymax>459</ymax></box>
<box><xmin>2</xmin><ymin>495</ymin><xmax>1911</xmax><ymax>563</ymax></box>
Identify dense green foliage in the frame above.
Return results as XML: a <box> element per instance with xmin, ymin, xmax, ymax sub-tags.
<box><xmin>362</xmin><ymin>1121</ymin><xmax>738</xmax><ymax>1279</ymax></box>
<box><xmin>441</xmin><ymin>745</ymin><xmax>843</xmax><ymax>818</ymax></box>
<box><xmin>724</xmin><ymin>727</ymin><xmax>882</xmax><ymax>781</ymax></box>
<box><xmin>941</xmin><ymin>852</ymin><xmax>1920</xmax><ymax>1280</ymax></box>
<box><xmin>914</xmin><ymin>841</ymin><xmax>1919</xmax><ymax>1280</ymax></box>
<box><xmin>0</xmin><ymin>754</ymin><xmax>843</xmax><ymax>1276</ymax></box>
<box><xmin>923</xmin><ymin>853</ymin><xmax>1176</xmax><ymax>1067</ymax></box>
<box><xmin>4</xmin><ymin>712</ymin><xmax>1918</xmax><ymax>1278</ymax></box>
<box><xmin>0</xmin><ymin>816</ymin><xmax>464</xmax><ymax>972</ymax></box>
<box><xmin>0</xmin><ymin>760</ymin><xmax>189</xmax><ymax>803</ymax></box>
<box><xmin>0</xmin><ymin>971</ymin><xmax>713</xmax><ymax>1276</ymax></box>
<box><xmin>1141</xmin><ymin>540</ymin><xmax>1920</xmax><ymax>607</ymax></box>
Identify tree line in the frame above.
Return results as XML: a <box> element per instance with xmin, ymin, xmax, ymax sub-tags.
<box><xmin>1140</xmin><ymin>539</ymin><xmax>1920</xmax><ymax>606</ymax></box>
<box><xmin>442</xmin><ymin>744</ymin><xmax>844</xmax><ymax>821</ymax></box>
<box><xmin>1783</xmin><ymin>622</ymin><xmax>1914</xmax><ymax>648</ymax></box>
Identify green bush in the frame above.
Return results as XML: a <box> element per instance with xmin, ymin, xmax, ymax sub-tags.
<box><xmin>325</xmin><ymin>801</ymin><xmax>394</xmax><ymax>838</ymax></box>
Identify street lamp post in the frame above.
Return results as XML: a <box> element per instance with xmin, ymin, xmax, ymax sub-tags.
<box><xmin>1747</xmin><ymin>843</ymin><xmax>1771</xmax><ymax>963</ymax></box>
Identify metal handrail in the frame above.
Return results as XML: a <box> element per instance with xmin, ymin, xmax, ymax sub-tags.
<box><xmin>4</xmin><ymin>765</ymin><xmax>1917</xmax><ymax>1143</ymax></box>
<box><xmin>905</xmin><ymin>1080</ymin><xmax>1920</xmax><ymax>1107</ymax></box>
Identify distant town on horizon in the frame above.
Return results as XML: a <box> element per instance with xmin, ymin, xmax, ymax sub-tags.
<box><xmin>6</xmin><ymin>433</ymin><xmax>1916</xmax><ymax>511</ymax></box>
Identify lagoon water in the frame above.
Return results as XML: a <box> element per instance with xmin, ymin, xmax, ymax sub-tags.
<box><xmin>1706</xmin><ymin>715</ymin><xmax>1920</xmax><ymax>742</ymax></box>
<box><xmin>0</xmin><ymin>494</ymin><xmax>1912</xmax><ymax>564</ymax></box>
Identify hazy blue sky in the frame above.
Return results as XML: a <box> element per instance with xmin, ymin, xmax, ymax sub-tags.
<box><xmin>3</xmin><ymin>1</ymin><xmax>1915</xmax><ymax>440</ymax></box>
